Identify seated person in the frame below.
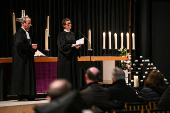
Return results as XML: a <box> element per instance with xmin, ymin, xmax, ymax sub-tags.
<box><xmin>157</xmin><ymin>85</ymin><xmax>170</xmax><ymax>109</ymax></box>
<box><xmin>138</xmin><ymin>70</ymin><xmax>166</xmax><ymax>102</ymax></box>
<box><xmin>34</xmin><ymin>79</ymin><xmax>82</xmax><ymax>113</ymax></box>
<box><xmin>80</xmin><ymin>67</ymin><xmax>124</xmax><ymax>112</ymax></box>
<box><xmin>108</xmin><ymin>68</ymin><xmax>141</xmax><ymax>102</ymax></box>
<box><xmin>80</xmin><ymin>67</ymin><xmax>110</xmax><ymax>111</ymax></box>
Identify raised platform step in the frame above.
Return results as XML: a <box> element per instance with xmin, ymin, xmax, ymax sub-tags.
<box><xmin>0</xmin><ymin>98</ymin><xmax>49</xmax><ymax>113</ymax></box>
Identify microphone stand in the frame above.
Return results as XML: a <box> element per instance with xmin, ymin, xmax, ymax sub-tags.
<box><xmin>79</xmin><ymin>31</ymin><xmax>93</xmax><ymax>67</ymax></box>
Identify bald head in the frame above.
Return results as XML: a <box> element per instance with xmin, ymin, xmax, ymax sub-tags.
<box><xmin>48</xmin><ymin>79</ymin><xmax>72</xmax><ymax>100</ymax></box>
<box><xmin>86</xmin><ymin>67</ymin><xmax>100</xmax><ymax>82</ymax></box>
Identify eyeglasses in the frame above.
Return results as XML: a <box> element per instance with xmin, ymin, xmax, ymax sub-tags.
<box><xmin>25</xmin><ymin>22</ymin><xmax>32</xmax><ymax>26</ymax></box>
<box><xmin>65</xmin><ymin>23</ymin><xmax>71</xmax><ymax>26</ymax></box>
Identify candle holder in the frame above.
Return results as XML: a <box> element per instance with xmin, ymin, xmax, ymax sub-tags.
<box><xmin>102</xmin><ymin>48</ymin><xmax>106</xmax><ymax>56</ymax></box>
<box><xmin>44</xmin><ymin>49</ymin><xmax>50</xmax><ymax>56</ymax></box>
<box><xmin>88</xmin><ymin>49</ymin><xmax>93</xmax><ymax>67</ymax></box>
<box><xmin>108</xmin><ymin>49</ymin><xmax>112</xmax><ymax>56</ymax></box>
<box><xmin>114</xmin><ymin>48</ymin><xmax>119</xmax><ymax>56</ymax></box>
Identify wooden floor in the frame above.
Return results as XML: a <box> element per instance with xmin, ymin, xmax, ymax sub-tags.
<box><xmin>0</xmin><ymin>98</ymin><xmax>49</xmax><ymax>113</ymax></box>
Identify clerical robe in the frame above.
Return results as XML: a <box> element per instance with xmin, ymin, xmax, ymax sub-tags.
<box><xmin>57</xmin><ymin>31</ymin><xmax>81</xmax><ymax>89</ymax></box>
<box><xmin>11</xmin><ymin>28</ymin><xmax>36</xmax><ymax>96</ymax></box>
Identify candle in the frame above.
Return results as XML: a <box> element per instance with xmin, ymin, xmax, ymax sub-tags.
<box><xmin>145</xmin><ymin>59</ymin><xmax>150</xmax><ymax>62</ymax></box>
<box><xmin>45</xmin><ymin>29</ymin><xmax>48</xmax><ymax>50</ymax></box>
<box><xmin>103</xmin><ymin>32</ymin><xmax>106</xmax><ymax>49</ymax></box>
<box><xmin>138</xmin><ymin>68</ymin><xmax>141</xmax><ymax>70</ymax></box>
<box><xmin>143</xmin><ymin>76</ymin><xmax>146</xmax><ymax>78</ymax></box>
<box><xmin>145</xmin><ymin>71</ymin><xmax>148</xmax><ymax>74</ymax></box>
<box><xmin>151</xmin><ymin>63</ymin><xmax>153</xmax><ymax>66</ymax></box>
<box><xmin>88</xmin><ymin>30</ymin><xmax>91</xmax><ymax>49</ymax></box>
<box><xmin>132</xmin><ymin>33</ymin><xmax>135</xmax><ymax>49</ymax></box>
<box><xmin>136</xmin><ymin>72</ymin><xmax>139</xmax><ymax>74</ymax></box>
<box><xmin>121</xmin><ymin>32</ymin><xmax>123</xmax><ymax>49</ymax></box>
<box><xmin>47</xmin><ymin>16</ymin><xmax>50</xmax><ymax>36</ymax></box>
<box><xmin>140</xmin><ymin>56</ymin><xmax>143</xmax><ymax>58</ymax></box>
<box><xmin>134</xmin><ymin>76</ymin><xmax>139</xmax><ymax>87</ymax></box>
<box><xmin>21</xmin><ymin>10</ymin><xmax>25</xmax><ymax>18</ymax></box>
<box><xmin>135</xmin><ymin>60</ymin><xmax>138</xmax><ymax>62</ymax></box>
<box><xmin>126</xmin><ymin>32</ymin><xmax>129</xmax><ymax>49</ymax></box>
<box><xmin>140</xmin><ymin>63</ymin><xmax>143</xmax><ymax>66</ymax></box>
<box><xmin>153</xmin><ymin>67</ymin><xmax>157</xmax><ymax>69</ymax></box>
<box><xmin>12</xmin><ymin>13</ymin><xmax>16</xmax><ymax>35</ymax></box>
<box><xmin>109</xmin><ymin>31</ymin><xmax>111</xmax><ymax>49</ymax></box>
<box><xmin>114</xmin><ymin>33</ymin><xmax>117</xmax><ymax>49</ymax></box>
<box><xmin>148</xmin><ymin>63</ymin><xmax>150</xmax><ymax>66</ymax></box>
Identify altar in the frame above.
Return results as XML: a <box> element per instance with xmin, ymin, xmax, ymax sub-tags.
<box><xmin>0</xmin><ymin>56</ymin><xmax>127</xmax><ymax>100</ymax></box>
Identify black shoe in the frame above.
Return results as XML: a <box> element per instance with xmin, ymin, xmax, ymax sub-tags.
<box><xmin>18</xmin><ymin>99</ymin><xmax>28</xmax><ymax>101</ymax></box>
<box><xmin>27</xmin><ymin>98</ymin><xmax>35</xmax><ymax>101</ymax></box>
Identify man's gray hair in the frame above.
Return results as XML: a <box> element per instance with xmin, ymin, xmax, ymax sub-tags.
<box><xmin>20</xmin><ymin>16</ymin><xmax>31</xmax><ymax>23</ymax></box>
<box><xmin>112</xmin><ymin>68</ymin><xmax>125</xmax><ymax>81</ymax></box>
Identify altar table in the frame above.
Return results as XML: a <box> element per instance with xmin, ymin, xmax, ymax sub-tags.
<box><xmin>0</xmin><ymin>56</ymin><xmax>127</xmax><ymax>100</ymax></box>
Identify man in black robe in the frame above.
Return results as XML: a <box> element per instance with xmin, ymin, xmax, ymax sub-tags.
<box><xmin>11</xmin><ymin>16</ymin><xmax>37</xmax><ymax>101</ymax></box>
<box><xmin>57</xmin><ymin>18</ymin><xmax>81</xmax><ymax>89</ymax></box>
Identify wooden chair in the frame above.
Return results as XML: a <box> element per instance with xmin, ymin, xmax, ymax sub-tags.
<box><xmin>124</xmin><ymin>102</ymin><xmax>149</xmax><ymax>110</ymax></box>
<box><xmin>112</xmin><ymin>109</ymin><xmax>141</xmax><ymax>113</ymax></box>
<box><xmin>147</xmin><ymin>109</ymin><xmax>170</xmax><ymax>113</ymax></box>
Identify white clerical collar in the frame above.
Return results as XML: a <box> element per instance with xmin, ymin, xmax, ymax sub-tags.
<box><xmin>21</xmin><ymin>27</ymin><xmax>30</xmax><ymax>39</ymax></box>
<box><xmin>64</xmin><ymin>29</ymin><xmax>70</xmax><ymax>32</ymax></box>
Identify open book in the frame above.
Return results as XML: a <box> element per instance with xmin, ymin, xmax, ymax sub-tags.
<box><xmin>34</xmin><ymin>50</ymin><xmax>46</xmax><ymax>56</ymax></box>
<box><xmin>71</xmin><ymin>38</ymin><xmax>84</xmax><ymax>47</ymax></box>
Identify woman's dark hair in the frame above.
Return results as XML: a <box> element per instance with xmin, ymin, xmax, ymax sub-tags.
<box><xmin>144</xmin><ymin>70</ymin><xmax>165</xmax><ymax>87</ymax></box>
<box><xmin>62</xmin><ymin>18</ymin><xmax>71</xmax><ymax>26</ymax></box>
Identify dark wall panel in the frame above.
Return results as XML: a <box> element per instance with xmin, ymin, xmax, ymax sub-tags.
<box><xmin>152</xmin><ymin>0</ymin><xmax>170</xmax><ymax>79</ymax></box>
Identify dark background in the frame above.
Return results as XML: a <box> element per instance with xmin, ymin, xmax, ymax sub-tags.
<box><xmin>1</xmin><ymin>0</ymin><xmax>170</xmax><ymax>80</ymax></box>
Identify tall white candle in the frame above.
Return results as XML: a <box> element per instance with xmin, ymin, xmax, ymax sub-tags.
<box><xmin>121</xmin><ymin>32</ymin><xmax>123</xmax><ymax>49</ymax></box>
<box><xmin>47</xmin><ymin>16</ymin><xmax>50</xmax><ymax>36</ymax></box>
<box><xmin>114</xmin><ymin>33</ymin><xmax>117</xmax><ymax>49</ymax></box>
<box><xmin>21</xmin><ymin>10</ymin><xmax>25</xmax><ymax>18</ymax></box>
<box><xmin>132</xmin><ymin>33</ymin><xmax>135</xmax><ymax>50</ymax></box>
<box><xmin>134</xmin><ymin>76</ymin><xmax>139</xmax><ymax>87</ymax></box>
<box><xmin>88</xmin><ymin>30</ymin><xmax>91</xmax><ymax>49</ymax></box>
<box><xmin>12</xmin><ymin>13</ymin><xmax>16</xmax><ymax>35</ymax></box>
<box><xmin>126</xmin><ymin>32</ymin><xmax>129</xmax><ymax>49</ymax></box>
<box><xmin>45</xmin><ymin>29</ymin><xmax>48</xmax><ymax>50</ymax></box>
<box><xmin>109</xmin><ymin>31</ymin><xmax>111</xmax><ymax>49</ymax></box>
<box><xmin>103</xmin><ymin>32</ymin><xmax>106</xmax><ymax>49</ymax></box>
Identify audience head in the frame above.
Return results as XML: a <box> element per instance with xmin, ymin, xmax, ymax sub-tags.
<box><xmin>21</xmin><ymin>16</ymin><xmax>32</xmax><ymax>31</ymax></box>
<box><xmin>145</xmin><ymin>70</ymin><xmax>165</xmax><ymax>87</ymax></box>
<box><xmin>85</xmin><ymin>67</ymin><xmax>100</xmax><ymax>84</ymax></box>
<box><xmin>112</xmin><ymin>68</ymin><xmax>125</xmax><ymax>83</ymax></box>
<box><xmin>47</xmin><ymin>79</ymin><xmax>72</xmax><ymax>101</ymax></box>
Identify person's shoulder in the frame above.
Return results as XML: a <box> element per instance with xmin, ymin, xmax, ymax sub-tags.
<box><xmin>58</xmin><ymin>31</ymin><xmax>65</xmax><ymax>35</ymax></box>
<box><xmin>16</xmin><ymin>28</ymin><xmax>24</xmax><ymax>33</ymax></box>
<box><xmin>70</xmin><ymin>31</ymin><xmax>75</xmax><ymax>35</ymax></box>
<box><xmin>80</xmin><ymin>86</ymin><xmax>92</xmax><ymax>93</ymax></box>
<box><xmin>140</xmin><ymin>87</ymin><xmax>154</xmax><ymax>93</ymax></box>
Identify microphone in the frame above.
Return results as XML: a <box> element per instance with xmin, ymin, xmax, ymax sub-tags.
<box><xmin>79</xmin><ymin>31</ymin><xmax>89</xmax><ymax>42</ymax></box>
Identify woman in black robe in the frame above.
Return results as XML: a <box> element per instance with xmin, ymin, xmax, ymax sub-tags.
<box><xmin>57</xmin><ymin>18</ymin><xmax>81</xmax><ymax>89</ymax></box>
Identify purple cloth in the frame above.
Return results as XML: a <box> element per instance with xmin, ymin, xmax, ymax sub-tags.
<box><xmin>35</xmin><ymin>62</ymin><xmax>57</xmax><ymax>93</ymax></box>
